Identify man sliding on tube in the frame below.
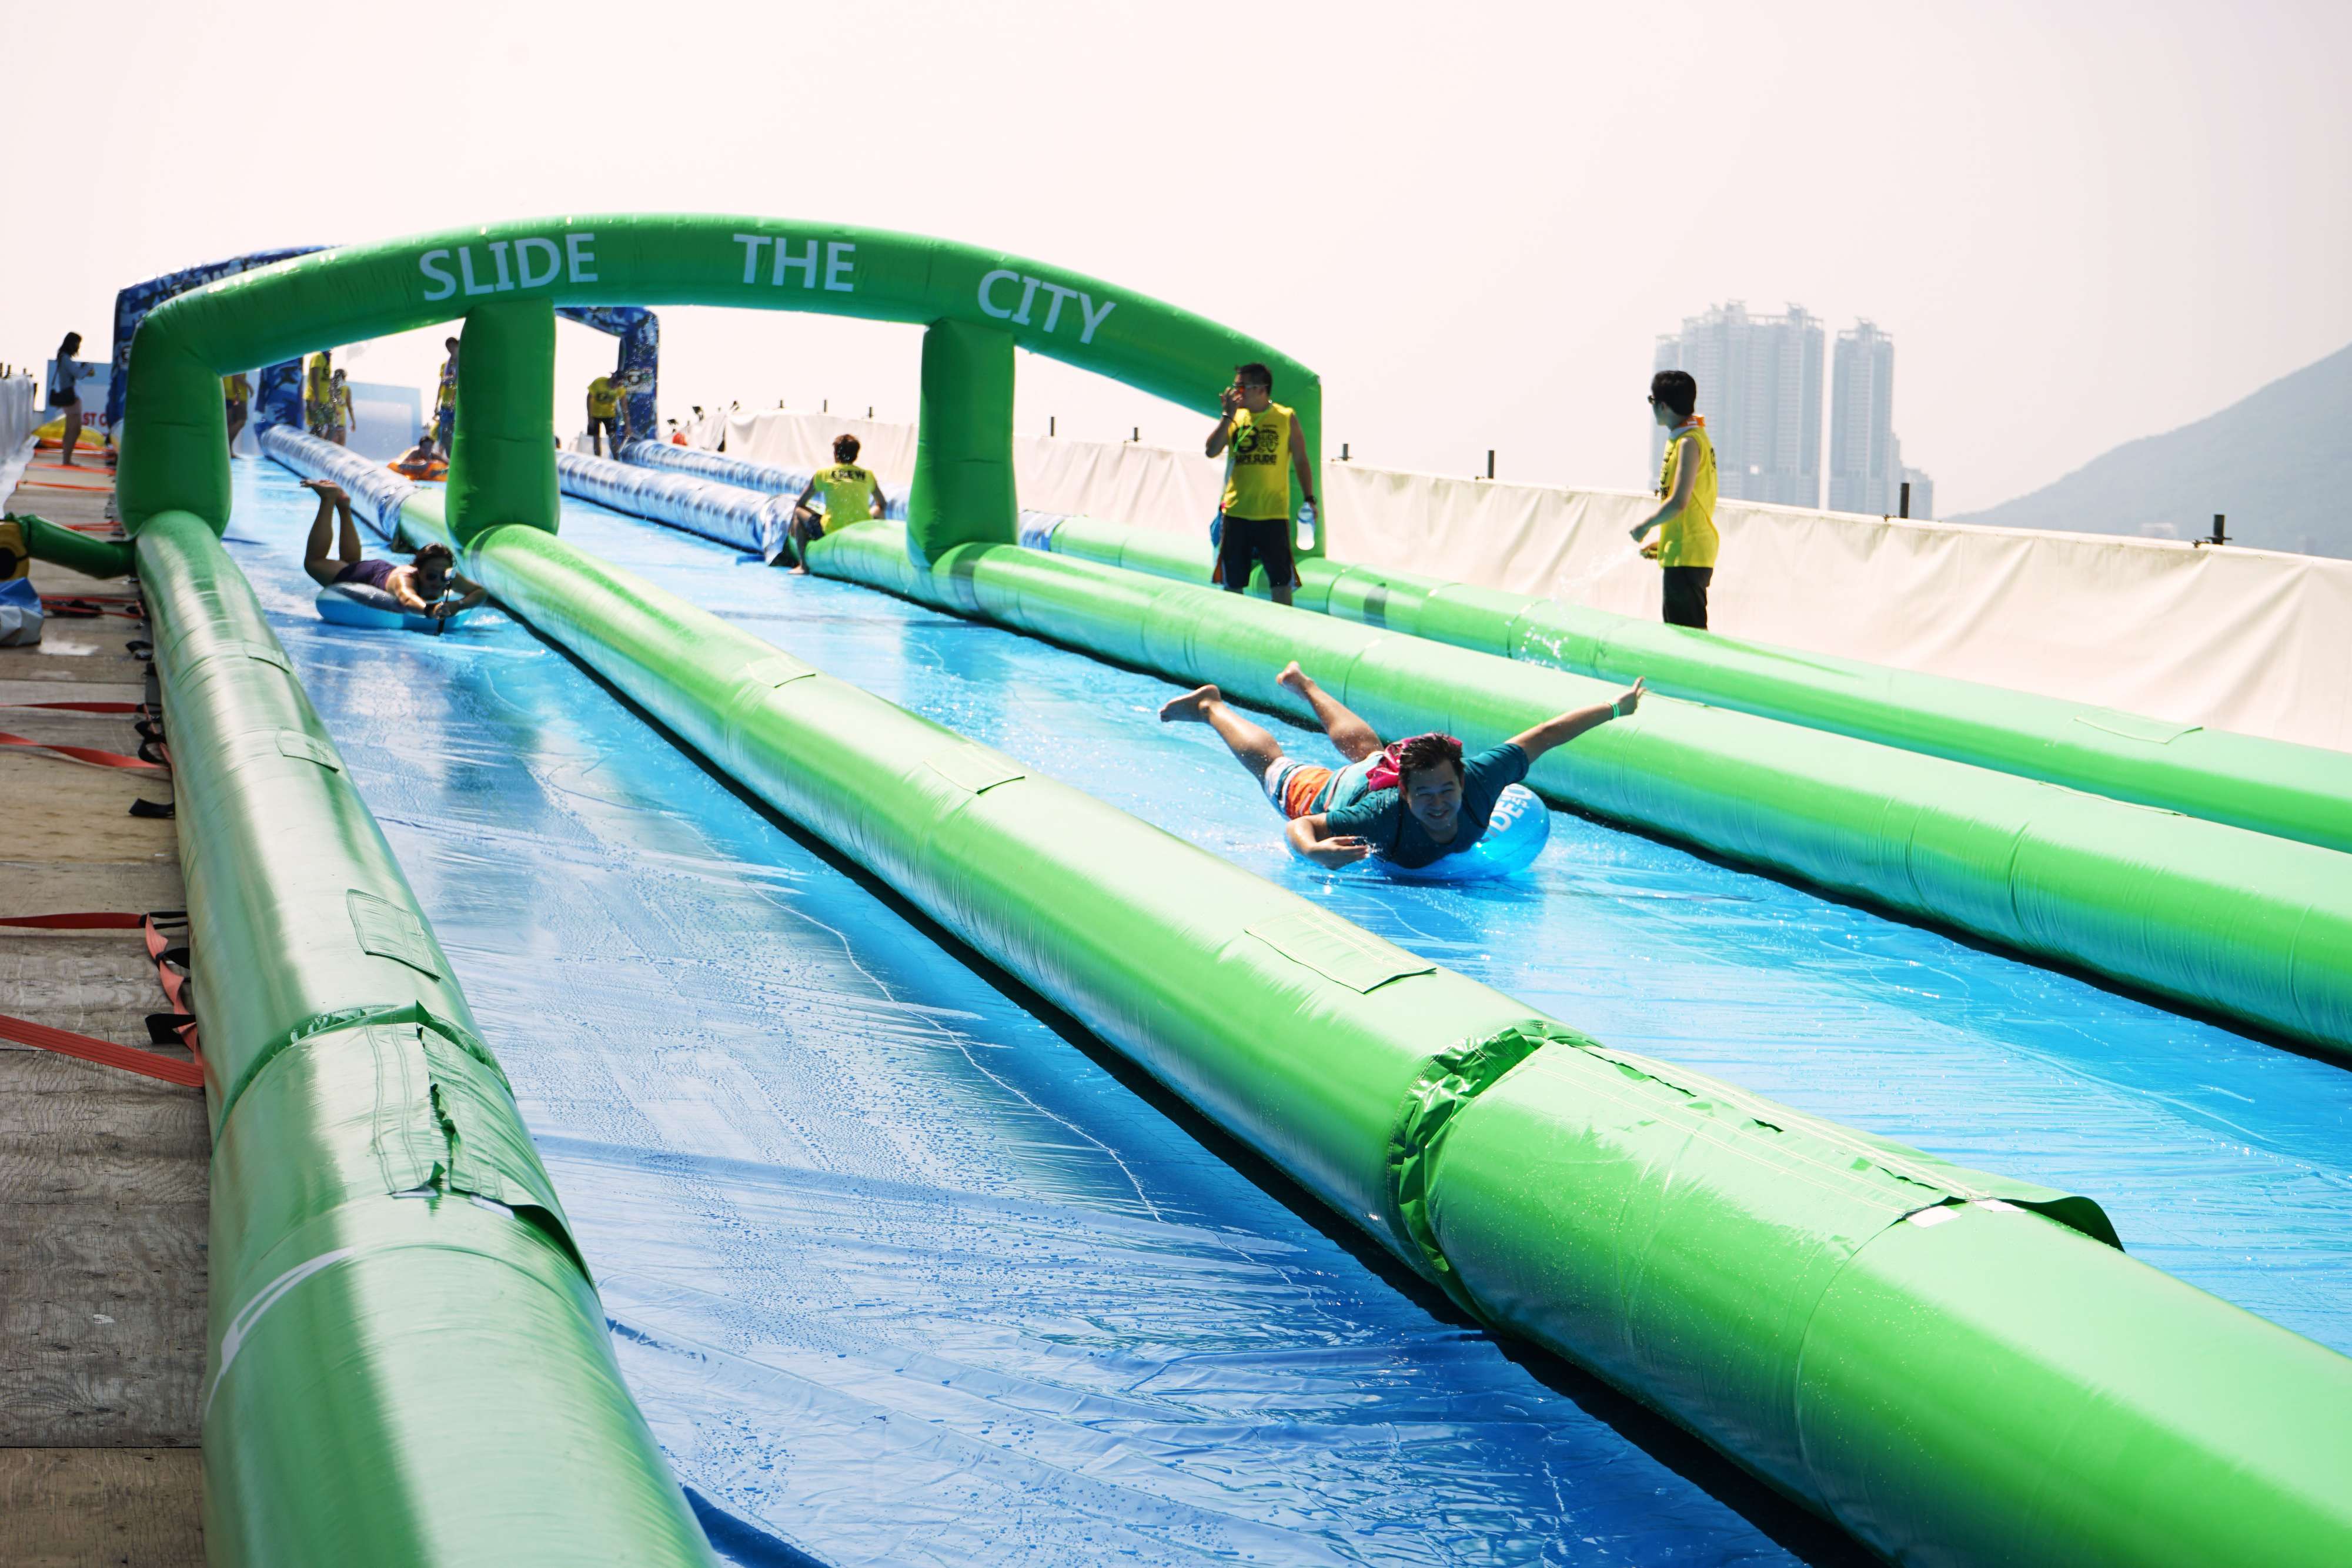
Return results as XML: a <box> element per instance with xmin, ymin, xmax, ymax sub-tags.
<box><xmin>300</xmin><ymin>480</ymin><xmax>485</xmax><ymax>620</ymax></box>
<box><xmin>1161</xmin><ymin>661</ymin><xmax>1642</xmax><ymax>870</ymax></box>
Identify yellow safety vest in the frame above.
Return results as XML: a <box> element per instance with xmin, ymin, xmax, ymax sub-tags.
<box><xmin>811</xmin><ymin>464</ymin><xmax>878</xmax><ymax>526</ymax></box>
<box><xmin>1655</xmin><ymin>421</ymin><xmax>1720</xmax><ymax>569</ymax></box>
<box><xmin>1221</xmin><ymin>402</ymin><xmax>1295</xmax><ymax>522</ymax></box>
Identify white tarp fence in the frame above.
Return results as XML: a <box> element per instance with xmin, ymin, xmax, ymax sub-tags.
<box><xmin>724</xmin><ymin>407</ymin><xmax>2352</xmax><ymax>752</ymax></box>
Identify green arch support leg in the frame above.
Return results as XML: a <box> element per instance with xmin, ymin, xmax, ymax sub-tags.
<box><xmin>447</xmin><ymin>296</ymin><xmax>560</xmax><ymax>546</ymax></box>
<box><xmin>906</xmin><ymin>317</ymin><xmax>1016</xmax><ymax>562</ymax></box>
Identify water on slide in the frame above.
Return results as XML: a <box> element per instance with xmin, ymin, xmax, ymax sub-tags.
<box><xmin>226</xmin><ymin>462</ymin><xmax>2351</xmax><ymax>1566</ymax></box>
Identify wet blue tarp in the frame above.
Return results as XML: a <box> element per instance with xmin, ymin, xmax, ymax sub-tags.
<box><xmin>225</xmin><ymin>461</ymin><xmax>2352</xmax><ymax>1564</ymax></box>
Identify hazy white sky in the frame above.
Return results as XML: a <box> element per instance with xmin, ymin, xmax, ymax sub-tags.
<box><xmin>7</xmin><ymin>0</ymin><xmax>2346</xmax><ymax>511</ymax></box>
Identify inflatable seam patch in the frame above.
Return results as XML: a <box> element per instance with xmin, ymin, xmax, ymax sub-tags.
<box><xmin>348</xmin><ymin>890</ymin><xmax>442</xmax><ymax>978</ymax></box>
<box><xmin>747</xmin><ymin>653</ymin><xmax>816</xmax><ymax>688</ymax></box>
<box><xmin>1247</xmin><ymin>910</ymin><xmax>1436</xmax><ymax>994</ymax></box>
<box><xmin>273</xmin><ymin>730</ymin><xmax>340</xmax><ymax>771</ymax></box>
<box><xmin>1387</xmin><ymin>1020</ymin><xmax>1562</xmax><ymax>1305</ymax></box>
<box><xmin>926</xmin><ymin>745</ymin><xmax>1025</xmax><ymax>795</ymax></box>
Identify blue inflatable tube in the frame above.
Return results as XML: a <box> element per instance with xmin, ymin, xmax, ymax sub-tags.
<box><xmin>557</xmin><ymin>452</ymin><xmax>795</xmax><ymax>562</ymax></box>
<box><xmin>1362</xmin><ymin>784</ymin><xmax>1549</xmax><ymax>882</ymax></box>
<box><xmin>315</xmin><ymin>580</ymin><xmax>469</xmax><ymax>634</ymax></box>
<box><xmin>618</xmin><ymin>439</ymin><xmax>909</xmax><ymax>520</ymax></box>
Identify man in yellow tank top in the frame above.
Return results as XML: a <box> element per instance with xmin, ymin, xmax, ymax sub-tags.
<box><xmin>1631</xmin><ymin>369</ymin><xmax>1720</xmax><ymax>629</ymax></box>
<box><xmin>786</xmin><ymin>433</ymin><xmax>891</xmax><ymax>573</ymax></box>
<box><xmin>1205</xmin><ymin>362</ymin><xmax>1318</xmax><ymax>607</ymax></box>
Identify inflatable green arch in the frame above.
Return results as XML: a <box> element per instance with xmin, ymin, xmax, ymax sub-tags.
<box><xmin>117</xmin><ymin>213</ymin><xmax>1321</xmax><ymax>557</ymax></box>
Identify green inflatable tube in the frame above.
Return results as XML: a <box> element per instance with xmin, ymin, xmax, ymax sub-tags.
<box><xmin>135</xmin><ymin>510</ymin><xmax>711</xmax><ymax>1567</ymax></box>
<box><xmin>1039</xmin><ymin>514</ymin><xmax>2352</xmax><ymax>858</ymax></box>
<box><xmin>311</xmin><ymin>463</ymin><xmax>2352</xmax><ymax>1568</ymax></box>
<box><xmin>807</xmin><ymin>523</ymin><xmax>2352</xmax><ymax>1061</ymax></box>
<box><xmin>6</xmin><ymin>511</ymin><xmax>137</xmax><ymax>579</ymax></box>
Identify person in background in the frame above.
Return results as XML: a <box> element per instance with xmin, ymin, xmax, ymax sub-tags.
<box><xmin>48</xmin><ymin>333</ymin><xmax>84</xmax><ymax>466</ymax></box>
<box><xmin>390</xmin><ymin>432</ymin><xmax>445</xmax><ymax>480</ymax></box>
<box><xmin>305</xmin><ymin>351</ymin><xmax>335</xmax><ymax>437</ymax></box>
<box><xmin>667</xmin><ymin>419</ymin><xmax>689</xmax><ymax>446</ymax></box>
<box><xmin>785</xmin><ymin>433</ymin><xmax>888</xmax><ymax>573</ymax></box>
<box><xmin>586</xmin><ymin>371</ymin><xmax>622</xmax><ymax>456</ymax></box>
<box><xmin>433</xmin><ymin>337</ymin><xmax>459</xmax><ymax>453</ymax></box>
<box><xmin>326</xmin><ymin>368</ymin><xmax>356</xmax><ymax>447</ymax></box>
<box><xmin>1204</xmin><ymin>362</ymin><xmax>1317</xmax><ymax>607</ymax></box>
<box><xmin>223</xmin><ymin>371</ymin><xmax>251</xmax><ymax>456</ymax></box>
<box><xmin>1630</xmin><ymin>369</ymin><xmax>1720</xmax><ymax>630</ymax></box>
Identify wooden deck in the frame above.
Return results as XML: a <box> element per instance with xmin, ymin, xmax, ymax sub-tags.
<box><xmin>2</xmin><ymin>448</ymin><xmax>206</xmax><ymax>1566</ymax></box>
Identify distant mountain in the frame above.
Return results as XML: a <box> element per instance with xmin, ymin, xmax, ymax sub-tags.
<box><xmin>1957</xmin><ymin>339</ymin><xmax>2352</xmax><ymax>557</ymax></box>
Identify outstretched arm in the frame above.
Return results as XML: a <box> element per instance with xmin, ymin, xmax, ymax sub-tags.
<box><xmin>1291</xmin><ymin>418</ymin><xmax>1317</xmax><ymax>509</ymax></box>
<box><xmin>1284</xmin><ymin>812</ymin><xmax>1372</xmax><ymax>867</ymax></box>
<box><xmin>1508</xmin><ymin>678</ymin><xmax>1645</xmax><ymax>764</ymax></box>
<box><xmin>445</xmin><ymin>572</ymin><xmax>489</xmax><ymax>613</ymax></box>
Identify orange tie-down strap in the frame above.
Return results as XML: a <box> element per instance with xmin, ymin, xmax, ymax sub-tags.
<box><xmin>0</xmin><ymin>700</ymin><xmax>141</xmax><ymax>716</ymax></box>
<box><xmin>0</xmin><ymin>729</ymin><xmax>168</xmax><ymax>775</ymax></box>
<box><xmin>0</xmin><ymin>1009</ymin><xmax>205</xmax><ymax>1086</ymax></box>
<box><xmin>0</xmin><ymin>912</ymin><xmax>203</xmax><ymax>1087</ymax></box>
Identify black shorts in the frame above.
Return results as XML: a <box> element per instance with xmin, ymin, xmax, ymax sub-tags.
<box><xmin>1218</xmin><ymin>516</ymin><xmax>1293</xmax><ymax>594</ymax></box>
<box><xmin>1662</xmin><ymin>566</ymin><xmax>1713</xmax><ymax>630</ymax></box>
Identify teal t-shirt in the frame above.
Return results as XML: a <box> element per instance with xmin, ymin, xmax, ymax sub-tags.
<box><xmin>1324</xmin><ymin>743</ymin><xmax>1530</xmax><ymax>868</ymax></box>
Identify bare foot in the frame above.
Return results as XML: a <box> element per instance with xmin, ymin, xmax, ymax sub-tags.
<box><xmin>789</xmin><ymin>563</ymin><xmax>810</xmax><ymax>576</ymax></box>
<box><xmin>1158</xmin><ymin>684</ymin><xmax>1221</xmax><ymax>723</ymax></box>
<box><xmin>1276</xmin><ymin>660</ymin><xmax>1308</xmax><ymax>694</ymax></box>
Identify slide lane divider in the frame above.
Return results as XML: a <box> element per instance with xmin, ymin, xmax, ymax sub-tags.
<box><xmin>1034</xmin><ymin>514</ymin><xmax>2352</xmax><ymax>858</ymax></box>
<box><xmin>557</xmin><ymin>449</ymin><xmax>797</xmax><ymax>562</ymax></box>
<box><xmin>139</xmin><ymin>466</ymin><xmax>711</xmax><ymax>1566</ymax></box>
<box><xmin>258</xmin><ymin>428</ymin><xmax>2352</xmax><ymax>1568</ymax></box>
<box><xmin>803</xmin><ymin>520</ymin><xmax>2352</xmax><ymax>1063</ymax></box>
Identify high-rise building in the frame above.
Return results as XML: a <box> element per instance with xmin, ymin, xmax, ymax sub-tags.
<box><xmin>1648</xmin><ymin>302</ymin><xmax>1823</xmax><ymax>506</ymax></box>
<box><xmin>1900</xmin><ymin>466</ymin><xmax>1936</xmax><ymax>521</ymax></box>
<box><xmin>1828</xmin><ymin>320</ymin><xmax>1915</xmax><ymax>515</ymax></box>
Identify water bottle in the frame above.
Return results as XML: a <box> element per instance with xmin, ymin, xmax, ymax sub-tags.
<box><xmin>1296</xmin><ymin>501</ymin><xmax>1317</xmax><ymax>552</ymax></box>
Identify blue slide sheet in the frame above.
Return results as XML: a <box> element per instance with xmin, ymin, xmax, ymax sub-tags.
<box><xmin>226</xmin><ymin>461</ymin><xmax>2352</xmax><ymax>1565</ymax></box>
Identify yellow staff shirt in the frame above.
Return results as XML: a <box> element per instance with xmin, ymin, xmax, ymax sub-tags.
<box><xmin>587</xmin><ymin>377</ymin><xmax>620</xmax><ymax>417</ymax></box>
<box><xmin>1655</xmin><ymin>421</ymin><xmax>1720</xmax><ymax>569</ymax></box>
<box><xmin>811</xmin><ymin>464</ymin><xmax>879</xmax><ymax>527</ymax></box>
<box><xmin>1221</xmin><ymin>403</ymin><xmax>1295</xmax><ymax>522</ymax></box>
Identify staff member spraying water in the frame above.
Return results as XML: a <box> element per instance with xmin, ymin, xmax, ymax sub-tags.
<box><xmin>1161</xmin><ymin>660</ymin><xmax>1642</xmax><ymax>875</ymax></box>
<box><xmin>786</xmin><ymin>434</ymin><xmax>890</xmax><ymax>574</ymax></box>
<box><xmin>1205</xmin><ymin>362</ymin><xmax>1317</xmax><ymax>606</ymax></box>
<box><xmin>1631</xmin><ymin>369</ymin><xmax>1720</xmax><ymax>628</ymax></box>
